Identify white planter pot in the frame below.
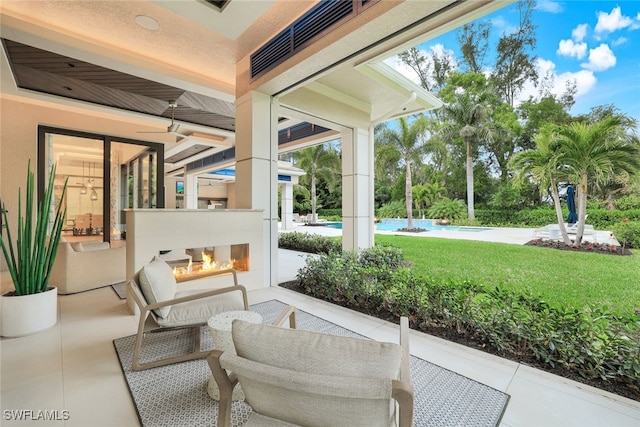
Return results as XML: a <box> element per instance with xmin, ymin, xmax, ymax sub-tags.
<box><xmin>0</xmin><ymin>287</ymin><xmax>58</xmax><ymax>337</ymax></box>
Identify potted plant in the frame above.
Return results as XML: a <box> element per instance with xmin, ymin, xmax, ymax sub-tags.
<box><xmin>0</xmin><ymin>160</ymin><xmax>67</xmax><ymax>337</ymax></box>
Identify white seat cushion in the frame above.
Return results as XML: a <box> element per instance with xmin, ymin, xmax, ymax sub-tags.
<box><xmin>155</xmin><ymin>290</ymin><xmax>245</xmax><ymax>328</ymax></box>
<box><xmin>139</xmin><ymin>258</ymin><xmax>177</xmax><ymax>318</ymax></box>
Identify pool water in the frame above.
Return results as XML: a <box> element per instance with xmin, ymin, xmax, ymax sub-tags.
<box><xmin>325</xmin><ymin>219</ymin><xmax>489</xmax><ymax>232</ymax></box>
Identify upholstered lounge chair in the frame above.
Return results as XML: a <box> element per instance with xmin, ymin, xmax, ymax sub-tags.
<box><xmin>127</xmin><ymin>259</ymin><xmax>249</xmax><ymax>371</ymax></box>
<box><xmin>51</xmin><ymin>241</ymin><xmax>125</xmax><ymax>294</ymax></box>
<box><xmin>208</xmin><ymin>317</ymin><xmax>413</xmax><ymax>427</ymax></box>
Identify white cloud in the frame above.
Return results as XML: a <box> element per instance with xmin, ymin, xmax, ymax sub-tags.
<box><xmin>595</xmin><ymin>6</ymin><xmax>633</xmax><ymax>33</ymax></box>
<box><xmin>557</xmin><ymin>39</ymin><xmax>587</xmax><ymax>59</ymax></box>
<box><xmin>612</xmin><ymin>36</ymin><xmax>628</xmax><ymax>47</ymax></box>
<box><xmin>581</xmin><ymin>44</ymin><xmax>616</xmax><ymax>71</ymax></box>
<box><xmin>515</xmin><ymin>58</ymin><xmax>597</xmax><ymax>107</ymax></box>
<box><xmin>633</xmin><ymin>12</ymin><xmax>640</xmax><ymax>30</ymax></box>
<box><xmin>572</xmin><ymin>24</ymin><xmax>588</xmax><ymax>42</ymax></box>
<box><xmin>536</xmin><ymin>0</ymin><xmax>562</xmax><ymax>13</ymax></box>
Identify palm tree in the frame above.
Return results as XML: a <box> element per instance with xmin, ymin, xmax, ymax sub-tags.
<box><xmin>440</xmin><ymin>90</ymin><xmax>492</xmax><ymax>220</ymax></box>
<box><xmin>292</xmin><ymin>144</ymin><xmax>340</xmax><ymax>224</ymax></box>
<box><xmin>554</xmin><ymin>117</ymin><xmax>640</xmax><ymax>243</ymax></box>
<box><xmin>376</xmin><ymin>116</ymin><xmax>430</xmax><ymax>230</ymax></box>
<box><xmin>509</xmin><ymin>126</ymin><xmax>573</xmax><ymax>245</ymax></box>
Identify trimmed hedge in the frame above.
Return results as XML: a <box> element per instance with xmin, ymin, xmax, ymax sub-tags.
<box><xmin>295</xmin><ymin>247</ymin><xmax>640</xmax><ymax>391</ymax></box>
<box><xmin>320</xmin><ymin>206</ymin><xmax>640</xmax><ymax>231</ymax></box>
<box><xmin>317</xmin><ymin>209</ymin><xmax>342</xmax><ymax>217</ymax></box>
<box><xmin>475</xmin><ymin>208</ymin><xmax>640</xmax><ymax>229</ymax></box>
<box><xmin>278</xmin><ymin>232</ymin><xmax>341</xmax><ymax>255</ymax></box>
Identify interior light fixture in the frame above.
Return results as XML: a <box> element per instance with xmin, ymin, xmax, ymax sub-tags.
<box><xmin>135</xmin><ymin>15</ymin><xmax>160</xmax><ymax>31</ymax></box>
<box><xmin>85</xmin><ymin>161</ymin><xmax>93</xmax><ymax>189</ymax></box>
<box><xmin>80</xmin><ymin>162</ymin><xmax>87</xmax><ymax>195</ymax></box>
<box><xmin>89</xmin><ymin>162</ymin><xmax>98</xmax><ymax>201</ymax></box>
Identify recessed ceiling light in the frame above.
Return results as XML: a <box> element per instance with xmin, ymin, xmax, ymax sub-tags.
<box><xmin>135</xmin><ymin>15</ymin><xmax>160</xmax><ymax>31</ymax></box>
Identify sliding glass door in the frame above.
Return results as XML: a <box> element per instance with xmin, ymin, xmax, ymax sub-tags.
<box><xmin>39</xmin><ymin>127</ymin><xmax>164</xmax><ymax>244</ymax></box>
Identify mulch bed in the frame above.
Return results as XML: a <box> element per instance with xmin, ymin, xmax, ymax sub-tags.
<box><xmin>279</xmin><ymin>280</ymin><xmax>640</xmax><ymax>402</ymax></box>
<box><xmin>525</xmin><ymin>239</ymin><xmax>633</xmax><ymax>256</ymax></box>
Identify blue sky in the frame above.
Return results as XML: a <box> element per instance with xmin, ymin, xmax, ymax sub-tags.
<box><xmin>388</xmin><ymin>1</ymin><xmax>640</xmax><ymax>122</ymax></box>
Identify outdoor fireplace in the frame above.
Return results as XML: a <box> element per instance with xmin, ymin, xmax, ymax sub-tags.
<box><xmin>168</xmin><ymin>244</ymin><xmax>250</xmax><ymax>282</ymax></box>
<box><xmin>125</xmin><ymin>208</ymin><xmax>265</xmax><ymax>314</ymax></box>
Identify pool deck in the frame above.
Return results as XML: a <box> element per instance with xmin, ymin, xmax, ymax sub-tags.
<box><xmin>280</xmin><ymin>222</ymin><xmax>617</xmax><ymax>246</ymax></box>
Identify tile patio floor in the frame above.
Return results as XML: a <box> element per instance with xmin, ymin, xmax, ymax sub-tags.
<box><xmin>2</xmin><ymin>261</ymin><xmax>639</xmax><ymax>426</ymax></box>
<box><xmin>1</xmin><ymin>226</ymin><xmax>638</xmax><ymax>426</ymax></box>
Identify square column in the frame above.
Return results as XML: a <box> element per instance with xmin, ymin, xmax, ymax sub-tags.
<box><xmin>341</xmin><ymin>127</ymin><xmax>374</xmax><ymax>250</ymax></box>
<box><xmin>184</xmin><ymin>170</ymin><xmax>198</xmax><ymax>209</ymax></box>
<box><xmin>235</xmin><ymin>91</ymin><xmax>278</xmax><ymax>287</ymax></box>
<box><xmin>280</xmin><ymin>182</ymin><xmax>294</xmax><ymax>230</ymax></box>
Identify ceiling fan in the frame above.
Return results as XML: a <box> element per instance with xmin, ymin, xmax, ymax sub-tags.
<box><xmin>137</xmin><ymin>101</ymin><xmax>186</xmax><ymax>140</ymax></box>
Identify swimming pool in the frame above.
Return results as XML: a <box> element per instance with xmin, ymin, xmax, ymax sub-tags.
<box><xmin>325</xmin><ymin>219</ymin><xmax>489</xmax><ymax>232</ymax></box>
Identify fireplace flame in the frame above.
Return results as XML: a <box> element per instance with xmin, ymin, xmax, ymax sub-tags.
<box><xmin>172</xmin><ymin>251</ymin><xmax>234</xmax><ymax>279</ymax></box>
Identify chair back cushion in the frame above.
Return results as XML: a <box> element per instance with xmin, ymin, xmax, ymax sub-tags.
<box><xmin>138</xmin><ymin>258</ymin><xmax>177</xmax><ymax>318</ymax></box>
<box><xmin>232</xmin><ymin>320</ymin><xmax>402</xmax><ymax>378</ymax></box>
<box><xmin>229</xmin><ymin>320</ymin><xmax>402</xmax><ymax>426</ymax></box>
<box><xmin>71</xmin><ymin>241</ymin><xmax>110</xmax><ymax>252</ymax></box>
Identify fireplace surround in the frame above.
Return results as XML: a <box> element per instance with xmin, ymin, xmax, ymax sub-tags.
<box><xmin>124</xmin><ymin>209</ymin><xmax>265</xmax><ymax>314</ymax></box>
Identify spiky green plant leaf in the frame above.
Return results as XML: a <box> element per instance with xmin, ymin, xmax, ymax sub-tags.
<box><xmin>0</xmin><ymin>160</ymin><xmax>67</xmax><ymax>295</ymax></box>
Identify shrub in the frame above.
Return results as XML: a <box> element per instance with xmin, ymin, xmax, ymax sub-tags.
<box><xmin>294</xmin><ymin>245</ymin><xmax>640</xmax><ymax>393</ymax></box>
<box><xmin>319</xmin><ymin>215</ymin><xmax>342</xmax><ymax>222</ymax></box>
<box><xmin>611</xmin><ymin>219</ymin><xmax>640</xmax><ymax>249</ymax></box>
<box><xmin>358</xmin><ymin>244</ymin><xmax>405</xmax><ymax>268</ymax></box>
<box><xmin>474</xmin><ymin>208</ymin><xmax>640</xmax><ymax>229</ymax></box>
<box><xmin>616</xmin><ymin>195</ymin><xmax>640</xmax><ymax>210</ymax></box>
<box><xmin>376</xmin><ymin>201</ymin><xmax>407</xmax><ymax>218</ymax></box>
<box><xmin>317</xmin><ymin>208</ymin><xmax>342</xmax><ymax>217</ymax></box>
<box><xmin>427</xmin><ymin>198</ymin><xmax>466</xmax><ymax>221</ymax></box>
<box><xmin>278</xmin><ymin>232</ymin><xmax>341</xmax><ymax>254</ymax></box>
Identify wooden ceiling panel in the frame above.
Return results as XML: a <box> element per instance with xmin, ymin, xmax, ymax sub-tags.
<box><xmin>2</xmin><ymin>39</ymin><xmax>235</xmax><ymax>132</ymax></box>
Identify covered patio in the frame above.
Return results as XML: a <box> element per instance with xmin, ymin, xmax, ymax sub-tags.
<box><xmin>2</xmin><ymin>271</ymin><xmax>638</xmax><ymax>426</ymax></box>
<box><xmin>2</xmin><ymin>1</ymin><xmax>639</xmax><ymax>425</ymax></box>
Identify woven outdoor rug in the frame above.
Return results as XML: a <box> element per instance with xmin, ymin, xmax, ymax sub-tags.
<box><xmin>113</xmin><ymin>299</ymin><xmax>509</xmax><ymax>427</ymax></box>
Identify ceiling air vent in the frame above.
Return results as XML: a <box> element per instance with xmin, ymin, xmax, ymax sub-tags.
<box><xmin>250</xmin><ymin>30</ymin><xmax>293</xmax><ymax>79</ymax></box>
<box><xmin>292</xmin><ymin>0</ymin><xmax>353</xmax><ymax>49</ymax></box>
<box><xmin>250</xmin><ymin>0</ymin><xmax>361</xmax><ymax>79</ymax></box>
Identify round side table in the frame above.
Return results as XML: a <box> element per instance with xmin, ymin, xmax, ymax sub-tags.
<box><xmin>207</xmin><ymin>310</ymin><xmax>263</xmax><ymax>401</ymax></box>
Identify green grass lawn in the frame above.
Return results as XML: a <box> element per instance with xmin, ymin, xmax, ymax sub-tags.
<box><xmin>375</xmin><ymin>235</ymin><xmax>640</xmax><ymax>316</ymax></box>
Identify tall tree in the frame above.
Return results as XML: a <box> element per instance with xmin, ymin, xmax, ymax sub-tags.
<box><xmin>554</xmin><ymin>117</ymin><xmax>640</xmax><ymax>243</ymax></box>
<box><xmin>488</xmin><ymin>102</ymin><xmax>522</xmax><ymax>182</ymax></box>
<box><xmin>440</xmin><ymin>89</ymin><xmax>492</xmax><ymax>220</ymax></box>
<box><xmin>377</xmin><ymin>115</ymin><xmax>430</xmax><ymax>230</ymax></box>
<box><xmin>292</xmin><ymin>144</ymin><xmax>340</xmax><ymax>224</ymax></box>
<box><xmin>397</xmin><ymin>46</ymin><xmax>456</xmax><ymax>93</ymax></box>
<box><xmin>492</xmin><ymin>0</ymin><xmax>538</xmax><ymax>106</ymax></box>
<box><xmin>457</xmin><ymin>21</ymin><xmax>491</xmax><ymax>73</ymax></box>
